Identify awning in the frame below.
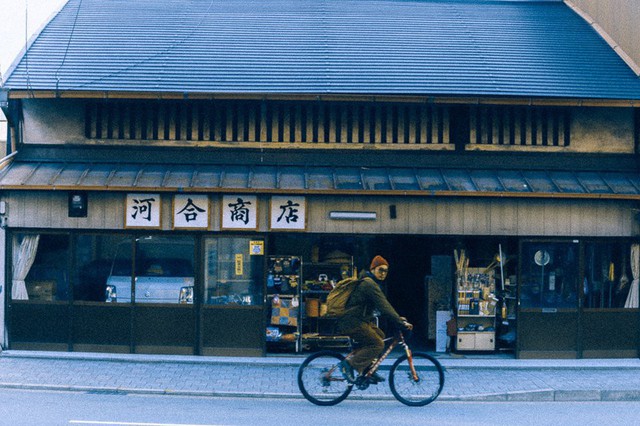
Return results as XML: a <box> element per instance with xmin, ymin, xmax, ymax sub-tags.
<box><xmin>1</xmin><ymin>160</ymin><xmax>639</xmax><ymax>200</ymax></box>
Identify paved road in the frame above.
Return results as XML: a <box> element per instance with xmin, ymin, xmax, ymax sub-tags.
<box><xmin>2</xmin><ymin>351</ymin><xmax>640</xmax><ymax>402</ymax></box>
<box><xmin>5</xmin><ymin>389</ymin><xmax>640</xmax><ymax>426</ymax></box>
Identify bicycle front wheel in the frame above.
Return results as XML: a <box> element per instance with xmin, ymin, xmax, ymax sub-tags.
<box><xmin>297</xmin><ymin>351</ymin><xmax>353</xmax><ymax>406</ymax></box>
<box><xmin>389</xmin><ymin>352</ymin><xmax>444</xmax><ymax>406</ymax></box>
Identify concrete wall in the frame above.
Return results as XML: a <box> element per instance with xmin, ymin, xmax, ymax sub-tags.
<box><xmin>0</xmin><ymin>109</ymin><xmax>7</xmax><ymax>145</ymax></box>
<box><xmin>0</xmin><ymin>226</ymin><xmax>5</xmax><ymax>349</ymax></box>
<box><xmin>571</xmin><ymin>107</ymin><xmax>635</xmax><ymax>153</ymax></box>
<box><xmin>20</xmin><ymin>99</ymin><xmax>636</xmax><ymax>154</ymax></box>
<box><xmin>568</xmin><ymin>0</ymin><xmax>640</xmax><ymax>72</ymax></box>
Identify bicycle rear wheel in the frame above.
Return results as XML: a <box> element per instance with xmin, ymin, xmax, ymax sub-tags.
<box><xmin>297</xmin><ymin>351</ymin><xmax>353</xmax><ymax>406</ymax></box>
<box><xmin>389</xmin><ymin>352</ymin><xmax>444</xmax><ymax>406</ymax></box>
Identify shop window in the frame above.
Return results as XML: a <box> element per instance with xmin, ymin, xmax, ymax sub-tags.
<box><xmin>13</xmin><ymin>234</ymin><xmax>70</xmax><ymax>302</ymax></box>
<box><xmin>520</xmin><ymin>242</ymin><xmax>579</xmax><ymax>309</ymax></box>
<box><xmin>204</xmin><ymin>237</ymin><xmax>263</xmax><ymax>305</ymax></box>
<box><xmin>74</xmin><ymin>235</ymin><xmax>129</xmax><ymax>302</ymax></box>
<box><xmin>584</xmin><ymin>242</ymin><xmax>633</xmax><ymax>309</ymax></box>
<box><xmin>94</xmin><ymin>235</ymin><xmax>195</xmax><ymax>304</ymax></box>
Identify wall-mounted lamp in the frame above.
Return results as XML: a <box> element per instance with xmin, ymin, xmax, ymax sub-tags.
<box><xmin>68</xmin><ymin>192</ymin><xmax>88</xmax><ymax>217</ymax></box>
<box><xmin>329</xmin><ymin>211</ymin><xmax>377</xmax><ymax>220</ymax></box>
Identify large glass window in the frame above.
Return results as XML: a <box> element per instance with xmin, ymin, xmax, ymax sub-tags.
<box><xmin>584</xmin><ymin>242</ymin><xmax>633</xmax><ymax>309</ymax></box>
<box><xmin>204</xmin><ymin>237</ymin><xmax>263</xmax><ymax>305</ymax></box>
<box><xmin>74</xmin><ymin>234</ymin><xmax>129</xmax><ymax>302</ymax></box>
<box><xmin>97</xmin><ymin>235</ymin><xmax>195</xmax><ymax>304</ymax></box>
<box><xmin>14</xmin><ymin>233</ymin><xmax>70</xmax><ymax>302</ymax></box>
<box><xmin>520</xmin><ymin>241</ymin><xmax>579</xmax><ymax>309</ymax></box>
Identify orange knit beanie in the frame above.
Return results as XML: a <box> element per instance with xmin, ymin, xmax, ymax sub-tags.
<box><xmin>370</xmin><ymin>255</ymin><xmax>389</xmax><ymax>270</ymax></box>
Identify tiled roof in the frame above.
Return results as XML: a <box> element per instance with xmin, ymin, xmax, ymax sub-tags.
<box><xmin>2</xmin><ymin>160</ymin><xmax>640</xmax><ymax>200</ymax></box>
<box><xmin>3</xmin><ymin>0</ymin><xmax>640</xmax><ymax>100</ymax></box>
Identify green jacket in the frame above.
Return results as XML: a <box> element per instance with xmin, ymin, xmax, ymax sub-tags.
<box><xmin>338</xmin><ymin>275</ymin><xmax>404</xmax><ymax>331</ymax></box>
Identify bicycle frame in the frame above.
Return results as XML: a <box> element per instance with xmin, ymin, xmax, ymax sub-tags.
<box><xmin>347</xmin><ymin>331</ymin><xmax>418</xmax><ymax>382</ymax></box>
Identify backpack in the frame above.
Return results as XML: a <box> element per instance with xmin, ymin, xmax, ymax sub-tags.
<box><xmin>323</xmin><ymin>277</ymin><xmax>360</xmax><ymax>318</ymax></box>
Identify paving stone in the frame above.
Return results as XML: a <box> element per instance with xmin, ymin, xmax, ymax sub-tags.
<box><xmin>2</xmin><ymin>352</ymin><xmax>640</xmax><ymax>401</ymax></box>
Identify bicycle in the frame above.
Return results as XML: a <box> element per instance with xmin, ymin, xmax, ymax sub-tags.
<box><xmin>297</xmin><ymin>330</ymin><xmax>445</xmax><ymax>406</ymax></box>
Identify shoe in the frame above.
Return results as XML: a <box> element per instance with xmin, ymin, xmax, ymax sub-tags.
<box><xmin>338</xmin><ymin>360</ymin><xmax>355</xmax><ymax>383</ymax></box>
<box><xmin>368</xmin><ymin>371</ymin><xmax>386</xmax><ymax>384</ymax></box>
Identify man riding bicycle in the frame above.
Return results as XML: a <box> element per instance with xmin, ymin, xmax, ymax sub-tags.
<box><xmin>337</xmin><ymin>255</ymin><xmax>413</xmax><ymax>384</ymax></box>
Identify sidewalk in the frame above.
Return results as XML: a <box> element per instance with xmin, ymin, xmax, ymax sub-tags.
<box><xmin>2</xmin><ymin>350</ymin><xmax>640</xmax><ymax>402</ymax></box>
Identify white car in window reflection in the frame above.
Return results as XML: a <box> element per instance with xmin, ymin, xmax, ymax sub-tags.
<box><xmin>105</xmin><ymin>257</ymin><xmax>194</xmax><ymax>304</ymax></box>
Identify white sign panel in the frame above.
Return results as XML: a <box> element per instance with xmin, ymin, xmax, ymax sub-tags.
<box><xmin>173</xmin><ymin>194</ymin><xmax>209</xmax><ymax>229</ymax></box>
<box><xmin>125</xmin><ymin>193</ymin><xmax>161</xmax><ymax>228</ymax></box>
<box><xmin>222</xmin><ymin>195</ymin><xmax>258</xmax><ymax>230</ymax></box>
<box><xmin>270</xmin><ymin>196</ymin><xmax>306</xmax><ymax>230</ymax></box>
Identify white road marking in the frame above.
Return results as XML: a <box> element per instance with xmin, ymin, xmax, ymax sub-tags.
<box><xmin>69</xmin><ymin>421</ymin><xmax>231</xmax><ymax>426</ymax></box>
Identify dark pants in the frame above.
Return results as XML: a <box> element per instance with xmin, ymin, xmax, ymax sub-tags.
<box><xmin>341</xmin><ymin>322</ymin><xmax>385</xmax><ymax>373</ymax></box>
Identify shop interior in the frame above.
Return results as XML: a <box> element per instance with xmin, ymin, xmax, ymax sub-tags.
<box><xmin>265</xmin><ymin>233</ymin><xmax>520</xmax><ymax>354</ymax></box>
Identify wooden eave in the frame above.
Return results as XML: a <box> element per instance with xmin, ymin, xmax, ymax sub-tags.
<box><xmin>2</xmin><ymin>182</ymin><xmax>640</xmax><ymax>202</ymax></box>
<box><xmin>5</xmin><ymin>90</ymin><xmax>640</xmax><ymax>107</ymax></box>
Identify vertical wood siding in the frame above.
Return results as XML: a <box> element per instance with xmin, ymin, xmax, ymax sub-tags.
<box><xmin>85</xmin><ymin>100</ymin><xmax>452</xmax><ymax>147</ymax></box>
<box><xmin>469</xmin><ymin>106</ymin><xmax>570</xmax><ymax>147</ymax></box>
<box><xmin>4</xmin><ymin>192</ymin><xmax>635</xmax><ymax>237</ymax></box>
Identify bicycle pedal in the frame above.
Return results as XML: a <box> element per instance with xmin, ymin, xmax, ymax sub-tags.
<box><xmin>355</xmin><ymin>376</ymin><xmax>370</xmax><ymax>390</ymax></box>
<box><xmin>365</xmin><ymin>371</ymin><xmax>386</xmax><ymax>384</ymax></box>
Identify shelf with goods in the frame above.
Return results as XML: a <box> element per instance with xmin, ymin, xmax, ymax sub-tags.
<box><xmin>454</xmin><ymin>265</ymin><xmax>498</xmax><ymax>352</ymax></box>
<box><xmin>265</xmin><ymin>255</ymin><xmax>302</xmax><ymax>352</ymax></box>
<box><xmin>300</xmin><ymin>259</ymin><xmax>354</xmax><ymax>350</ymax></box>
<box><xmin>496</xmin><ymin>275</ymin><xmax>518</xmax><ymax>350</ymax></box>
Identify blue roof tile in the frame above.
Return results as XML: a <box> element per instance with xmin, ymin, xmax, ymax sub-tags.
<box><xmin>3</xmin><ymin>0</ymin><xmax>640</xmax><ymax>100</ymax></box>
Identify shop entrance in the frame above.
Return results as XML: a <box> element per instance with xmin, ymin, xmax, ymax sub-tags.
<box><xmin>517</xmin><ymin>240</ymin><xmax>580</xmax><ymax>358</ymax></box>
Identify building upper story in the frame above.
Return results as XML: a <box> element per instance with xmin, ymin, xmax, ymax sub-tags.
<box><xmin>1</xmin><ymin>0</ymin><xmax>639</xmax><ymax>194</ymax></box>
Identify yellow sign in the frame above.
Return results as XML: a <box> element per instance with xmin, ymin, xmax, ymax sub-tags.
<box><xmin>249</xmin><ymin>240</ymin><xmax>264</xmax><ymax>255</ymax></box>
<box><xmin>235</xmin><ymin>254</ymin><xmax>244</xmax><ymax>276</ymax></box>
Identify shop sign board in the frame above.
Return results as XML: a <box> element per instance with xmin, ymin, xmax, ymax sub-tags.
<box><xmin>221</xmin><ymin>195</ymin><xmax>258</xmax><ymax>230</ymax></box>
<box><xmin>125</xmin><ymin>193</ymin><xmax>161</xmax><ymax>228</ymax></box>
<box><xmin>173</xmin><ymin>194</ymin><xmax>209</xmax><ymax>229</ymax></box>
<box><xmin>270</xmin><ymin>196</ymin><xmax>306</xmax><ymax>230</ymax></box>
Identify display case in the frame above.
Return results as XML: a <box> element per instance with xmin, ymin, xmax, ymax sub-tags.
<box><xmin>455</xmin><ymin>268</ymin><xmax>497</xmax><ymax>352</ymax></box>
<box><xmin>266</xmin><ymin>256</ymin><xmax>302</xmax><ymax>352</ymax></box>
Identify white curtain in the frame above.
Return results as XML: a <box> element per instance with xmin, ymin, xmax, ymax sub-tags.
<box><xmin>11</xmin><ymin>235</ymin><xmax>40</xmax><ymax>300</ymax></box>
<box><xmin>624</xmin><ymin>244</ymin><xmax>639</xmax><ymax>308</ymax></box>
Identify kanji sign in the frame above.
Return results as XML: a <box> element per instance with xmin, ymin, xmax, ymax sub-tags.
<box><xmin>125</xmin><ymin>193</ymin><xmax>161</xmax><ymax>228</ymax></box>
<box><xmin>173</xmin><ymin>194</ymin><xmax>209</xmax><ymax>229</ymax></box>
<box><xmin>270</xmin><ymin>196</ymin><xmax>306</xmax><ymax>230</ymax></box>
<box><xmin>221</xmin><ymin>195</ymin><xmax>258</xmax><ymax>230</ymax></box>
